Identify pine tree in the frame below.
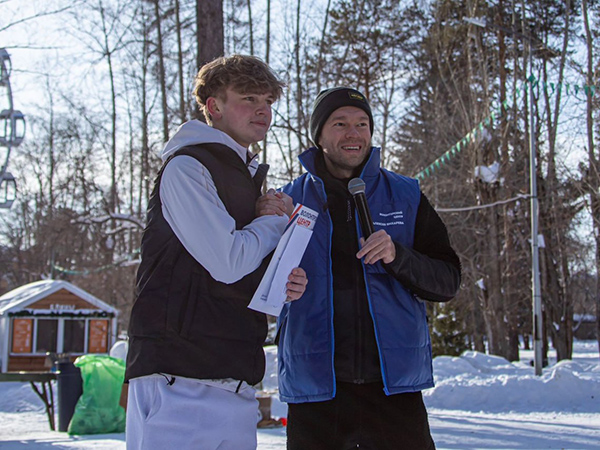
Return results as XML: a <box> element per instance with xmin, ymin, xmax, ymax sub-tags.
<box><xmin>430</xmin><ymin>303</ymin><xmax>470</xmax><ymax>357</ymax></box>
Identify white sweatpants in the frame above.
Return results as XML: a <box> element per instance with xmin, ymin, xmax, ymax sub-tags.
<box><xmin>126</xmin><ymin>374</ymin><xmax>258</xmax><ymax>450</ymax></box>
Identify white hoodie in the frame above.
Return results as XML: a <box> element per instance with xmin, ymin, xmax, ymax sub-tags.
<box><xmin>159</xmin><ymin>120</ymin><xmax>288</xmax><ymax>284</ymax></box>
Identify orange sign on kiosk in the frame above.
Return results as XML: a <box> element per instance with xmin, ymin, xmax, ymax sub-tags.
<box><xmin>11</xmin><ymin>318</ymin><xmax>33</xmax><ymax>353</ymax></box>
<box><xmin>88</xmin><ymin>320</ymin><xmax>109</xmax><ymax>353</ymax></box>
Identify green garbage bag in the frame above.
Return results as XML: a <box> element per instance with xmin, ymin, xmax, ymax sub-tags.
<box><xmin>67</xmin><ymin>354</ymin><xmax>126</xmax><ymax>435</ymax></box>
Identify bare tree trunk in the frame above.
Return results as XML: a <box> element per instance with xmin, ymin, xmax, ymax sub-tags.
<box><xmin>518</xmin><ymin>0</ymin><xmax>548</xmax><ymax>366</ymax></box>
<box><xmin>246</xmin><ymin>0</ymin><xmax>254</xmax><ymax>55</ymax></box>
<box><xmin>196</xmin><ymin>0</ymin><xmax>224</xmax><ymax>120</ymax></box>
<box><xmin>265</xmin><ymin>0</ymin><xmax>270</xmax><ymax>64</ymax></box>
<box><xmin>379</xmin><ymin>52</ymin><xmax>395</xmax><ymax>168</ymax></box>
<box><xmin>196</xmin><ymin>0</ymin><xmax>224</xmax><ymax>67</ymax></box>
<box><xmin>153</xmin><ymin>0</ymin><xmax>169</xmax><ymax>142</ymax></box>
<box><xmin>140</xmin><ymin>2</ymin><xmax>151</xmax><ymax>214</ymax></box>
<box><xmin>99</xmin><ymin>2</ymin><xmax>118</xmax><ymax>213</ymax></box>
<box><xmin>175</xmin><ymin>0</ymin><xmax>186</xmax><ymax>123</ymax></box>
<box><xmin>482</xmin><ymin>200</ymin><xmax>508</xmax><ymax>357</ymax></box>
<box><xmin>127</xmin><ymin>99</ymin><xmax>134</xmax><ymax>216</ymax></box>
<box><xmin>465</xmin><ymin>257</ymin><xmax>486</xmax><ymax>352</ymax></box>
<box><xmin>294</xmin><ymin>0</ymin><xmax>303</xmax><ymax>175</ymax></box>
<box><xmin>46</xmin><ymin>79</ymin><xmax>55</xmax><ymax>214</ymax></box>
<box><xmin>286</xmin><ymin>85</ymin><xmax>294</xmax><ymax>180</ymax></box>
<box><xmin>497</xmin><ymin>1</ymin><xmax>520</xmax><ymax>363</ymax></box>
<box><xmin>582</xmin><ymin>0</ymin><xmax>600</xmax><ymax>360</ymax></box>
<box><xmin>465</xmin><ymin>11</ymin><xmax>509</xmax><ymax>359</ymax></box>
<box><xmin>261</xmin><ymin>0</ymin><xmax>271</xmax><ymax>175</ymax></box>
<box><xmin>539</xmin><ymin>0</ymin><xmax>573</xmax><ymax>362</ymax></box>
<box><xmin>315</xmin><ymin>0</ymin><xmax>332</xmax><ymax>94</ymax></box>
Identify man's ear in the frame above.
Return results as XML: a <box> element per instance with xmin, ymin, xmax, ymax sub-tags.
<box><xmin>206</xmin><ymin>97</ymin><xmax>222</xmax><ymax>121</ymax></box>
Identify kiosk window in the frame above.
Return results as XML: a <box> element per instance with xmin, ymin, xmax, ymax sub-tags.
<box><xmin>36</xmin><ymin>319</ymin><xmax>58</xmax><ymax>353</ymax></box>
<box><xmin>63</xmin><ymin>319</ymin><xmax>85</xmax><ymax>353</ymax></box>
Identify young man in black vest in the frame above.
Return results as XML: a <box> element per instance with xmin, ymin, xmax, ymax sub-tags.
<box><xmin>125</xmin><ymin>55</ymin><xmax>307</xmax><ymax>450</ymax></box>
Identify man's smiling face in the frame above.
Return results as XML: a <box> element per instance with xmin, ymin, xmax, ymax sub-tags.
<box><xmin>318</xmin><ymin>106</ymin><xmax>372</xmax><ymax>179</ymax></box>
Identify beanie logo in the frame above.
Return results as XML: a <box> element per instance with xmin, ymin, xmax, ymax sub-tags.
<box><xmin>348</xmin><ymin>92</ymin><xmax>366</xmax><ymax>102</ymax></box>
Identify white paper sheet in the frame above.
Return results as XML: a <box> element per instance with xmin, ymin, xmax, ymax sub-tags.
<box><xmin>248</xmin><ymin>204</ymin><xmax>318</xmax><ymax>316</ymax></box>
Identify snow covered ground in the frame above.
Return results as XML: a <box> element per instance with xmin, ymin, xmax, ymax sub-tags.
<box><xmin>0</xmin><ymin>341</ymin><xmax>598</xmax><ymax>449</ymax></box>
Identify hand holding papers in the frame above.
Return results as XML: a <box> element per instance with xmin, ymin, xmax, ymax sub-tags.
<box><xmin>248</xmin><ymin>204</ymin><xmax>318</xmax><ymax>316</ymax></box>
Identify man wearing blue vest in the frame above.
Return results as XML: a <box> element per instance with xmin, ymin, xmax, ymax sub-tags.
<box><xmin>278</xmin><ymin>87</ymin><xmax>462</xmax><ymax>449</ymax></box>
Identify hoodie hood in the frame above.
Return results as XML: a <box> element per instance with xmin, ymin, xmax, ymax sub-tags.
<box><xmin>161</xmin><ymin>120</ymin><xmax>251</xmax><ymax>163</ymax></box>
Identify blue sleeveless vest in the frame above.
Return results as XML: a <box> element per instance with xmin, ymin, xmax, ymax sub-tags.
<box><xmin>277</xmin><ymin>147</ymin><xmax>433</xmax><ymax>403</ymax></box>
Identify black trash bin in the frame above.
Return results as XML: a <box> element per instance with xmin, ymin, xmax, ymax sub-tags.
<box><xmin>55</xmin><ymin>360</ymin><xmax>83</xmax><ymax>432</ymax></box>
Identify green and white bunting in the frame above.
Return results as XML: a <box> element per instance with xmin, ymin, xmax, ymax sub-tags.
<box><xmin>415</xmin><ymin>76</ymin><xmax>597</xmax><ymax>180</ymax></box>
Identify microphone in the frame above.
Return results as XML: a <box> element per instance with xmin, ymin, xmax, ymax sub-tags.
<box><xmin>348</xmin><ymin>178</ymin><xmax>375</xmax><ymax>238</ymax></box>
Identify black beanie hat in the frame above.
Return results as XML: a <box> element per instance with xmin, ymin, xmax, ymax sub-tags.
<box><xmin>309</xmin><ymin>87</ymin><xmax>374</xmax><ymax>145</ymax></box>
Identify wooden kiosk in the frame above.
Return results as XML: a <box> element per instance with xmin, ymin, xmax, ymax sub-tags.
<box><xmin>0</xmin><ymin>279</ymin><xmax>118</xmax><ymax>373</ymax></box>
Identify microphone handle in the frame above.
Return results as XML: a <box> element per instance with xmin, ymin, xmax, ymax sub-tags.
<box><xmin>354</xmin><ymin>192</ymin><xmax>375</xmax><ymax>238</ymax></box>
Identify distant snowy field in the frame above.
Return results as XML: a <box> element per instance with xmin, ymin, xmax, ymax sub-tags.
<box><xmin>1</xmin><ymin>341</ymin><xmax>598</xmax><ymax>449</ymax></box>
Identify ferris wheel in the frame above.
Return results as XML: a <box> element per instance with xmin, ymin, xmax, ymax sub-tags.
<box><xmin>0</xmin><ymin>48</ymin><xmax>26</xmax><ymax>209</ymax></box>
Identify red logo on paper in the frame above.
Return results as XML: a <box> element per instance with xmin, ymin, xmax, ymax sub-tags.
<box><xmin>297</xmin><ymin>217</ymin><xmax>311</xmax><ymax>227</ymax></box>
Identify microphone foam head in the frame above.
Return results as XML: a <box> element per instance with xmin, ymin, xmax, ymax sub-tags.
<box><xmin>348</xmin><ymin>178</ymin><xmax>366</xmax><ymax>195</ymax></box>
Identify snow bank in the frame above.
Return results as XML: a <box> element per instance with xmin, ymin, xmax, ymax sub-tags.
<box><xmin>425</xmin><ymin>348</ymin><xmax>599</xmax><ymax>413</ymax></box>
<box><xmin>0</xmin><ymin>382</ymin><xmax>45</xmax><ymax>413</ymax></box>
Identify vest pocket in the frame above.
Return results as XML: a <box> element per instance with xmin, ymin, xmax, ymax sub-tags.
<box><xmin>176</xmin><ymin>274</ymin><xmax>201</xmax><ymax>338</ymax></box>
<box><xmin>128</xmin><ymin>295</ymin><xmax>168</xmax><ymax>338</ymax></box>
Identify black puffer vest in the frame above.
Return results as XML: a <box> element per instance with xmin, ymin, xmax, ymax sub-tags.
<box><xmin>125</xmin><ymin>144</ymin><xmax>270</xmax><ymax>385</ymax></box>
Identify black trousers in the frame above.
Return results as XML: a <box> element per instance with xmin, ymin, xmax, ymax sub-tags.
<box><xmin>286</xmin><ymin>382</ymin><xmax>436</xmax><ymax>450</ymax></box>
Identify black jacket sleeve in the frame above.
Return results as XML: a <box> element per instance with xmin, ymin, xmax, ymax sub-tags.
<box><xmin>383</xmin><ymin>193</ymin><xmax>461</xmax><ymax>302</ymax></box>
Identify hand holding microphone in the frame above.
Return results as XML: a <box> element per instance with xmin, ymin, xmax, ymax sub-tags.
<box><xmin>348</xmin><ymin>178</ymin><xmax>375</xmax><ymax>238</ymax></box>
<box><xmin>348</xmin><ymin>178</ymin><xmax>396</xmax><ymax>264</ymax></box>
